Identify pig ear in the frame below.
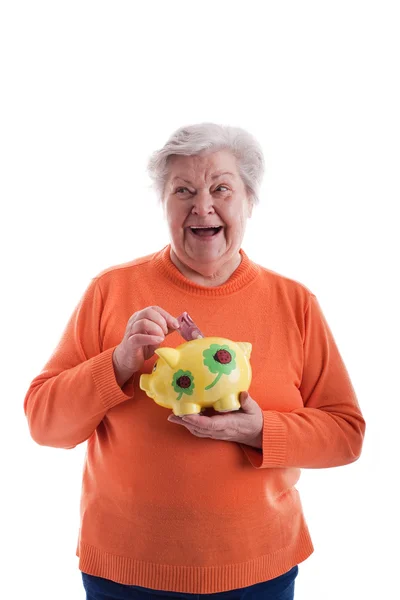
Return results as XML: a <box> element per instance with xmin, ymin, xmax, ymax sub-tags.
<box><xmin>237</xmin><ymin>342</ymin><xmax>252</xmax><ymax>358</ymax></box>
<box><xmin>154</xmin><ymin>347</ymin><xmax>180</xmax><ymax>368</ymax></box>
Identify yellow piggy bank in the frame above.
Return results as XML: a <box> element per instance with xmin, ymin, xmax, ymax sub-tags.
<box><xmin>139</xmin><ymin>337</ymin><xmax>252</xmax><ymax>416</ymax></box>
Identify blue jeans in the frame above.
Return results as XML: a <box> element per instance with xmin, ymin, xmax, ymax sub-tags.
<box><xmin>81</xmin><ymin>565</ymin><xmax>298</xmax><ymax>599</ymax></box>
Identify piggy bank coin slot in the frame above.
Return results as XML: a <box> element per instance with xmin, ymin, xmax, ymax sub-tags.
<box><xmin>176</xmin><ymin>311</ymin><xmax>204</xmax><ymax>340</ymax></box>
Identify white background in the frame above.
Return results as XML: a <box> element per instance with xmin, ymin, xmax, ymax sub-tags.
<box><xmin>1</xmin><ymin>1</ymin><xmax>399</xmax><ymax>598</ymax></box>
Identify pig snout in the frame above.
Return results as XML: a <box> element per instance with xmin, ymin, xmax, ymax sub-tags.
<box><xmin>139</xmin><ymin>374</ymin><xmax>154</xmax><ymax>397</ymax></box>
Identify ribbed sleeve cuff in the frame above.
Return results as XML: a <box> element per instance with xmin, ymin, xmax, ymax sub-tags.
<box><xmin>241</xmin><ymin>411</ymin><xmax>287</xmax><ymax>469</ymax></box>
<box><xmin>91</xmin><ymin>347</ymin><xmax>134</xmax><ymax>410</ymax></box>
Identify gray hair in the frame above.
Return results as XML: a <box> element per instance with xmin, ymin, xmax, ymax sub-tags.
<box><xmin>147</xmin><ymin>123</ymin><xmax>265</xmax><ymax>205</ymax></box>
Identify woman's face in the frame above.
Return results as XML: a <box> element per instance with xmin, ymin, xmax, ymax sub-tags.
<box><xmin>162</xmin><ymin>150</ymin><xmax>253</xmax><ymax>279</ymax></box>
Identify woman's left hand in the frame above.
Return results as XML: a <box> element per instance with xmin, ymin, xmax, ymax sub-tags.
<box><xmin>167</xmin><ymin>392</ymin><xmax>263</xmax><ymax>448</ymax></box>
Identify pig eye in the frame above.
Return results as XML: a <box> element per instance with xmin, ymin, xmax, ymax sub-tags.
<box><xmin>152</xmin><ymin>362</ymin><xmax>157</xmax><ymax>372</ymax></box>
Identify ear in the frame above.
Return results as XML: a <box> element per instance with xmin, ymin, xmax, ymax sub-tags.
<box><xmin>155</xmin><ymin>347</ymin><xmax>180</xmax><ymax>368</ymax></box>
<box><xmin>161</xmin><ymin>196</ymin><xmax>167</xmax><ymax>220</ymax></box>
<box><xmin>246</xmin><ymin>197</ymin><xmax>254</xmax><ymax>219</ymax></box>
<box><xmin>237</xmin><ymin>342</ymin><xmax>252</xmax><ymax>359</ymax></box>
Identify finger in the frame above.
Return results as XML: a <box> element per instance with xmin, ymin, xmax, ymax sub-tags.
<box><xmin>168</xmin><ymin>419</ymin><xmax>227</xmax><ymax>440</ymax></box>
<box><xmin>179</xmin><ymin>422</ymin><xmax>212</xmax><ymax>437</ymax></box>
<box><xmin>137</xmin><ymin>312</ymin><xmax>169</xmax><ymax>336</ymax></box>
<box><xmin>129</xmin><ymin>307</ymin><xmax>179</xmax><ymax>335</ymax></box>
<box><xmin>167</xmin><ymin>416</ymin><xmax>185</xmax><ymax>423</ymax></box>
<box><xmin>145</xmin><ymin>307</ymin><xmax>180</xmax><ymax>332</ymax></box>
<box><xmin>191</xmin><ymin>332</ymin><xmax>203</xmax><ymax>340</ymax></box>
<box><xmin>168</xmin><ymin>416</ymin><xmax>208</xmax><ymax>432</ymax></box>
<box><xmin>239</xmin><ymin>392</ymin><xmax>261</xmax><ymax>415</ymax></box>
<box><xmin>131</xmin><ymin>318</ymin><xmax>166</xmax><ymax>338</ymax></box>
<box><xmin>126</xmin><ymin>333</ymin><xmax>164</xmax><ymax>346</ymax></box>
<box><xmin>182</xmin><ymin>414</ymin><xmax>231</xmax><ymax>431</ymax></box>
<box><xmin>191</xmin><ymin>430</ymin><xmax>212</xmax><ymax>438</ymax></box>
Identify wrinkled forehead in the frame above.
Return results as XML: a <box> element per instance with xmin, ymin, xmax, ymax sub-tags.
<box><xmin>166</xmin><ymin>150</ymin><xmax>240</xmax><ymax>186</ymax></box>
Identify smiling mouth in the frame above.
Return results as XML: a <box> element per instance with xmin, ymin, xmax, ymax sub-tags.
<box><xmin>189</xmin><ymin>226</ymin><xmax>223</xmax><ymax>237</ymax></box>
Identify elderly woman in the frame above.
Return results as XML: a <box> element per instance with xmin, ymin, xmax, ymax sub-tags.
<box><xmin>24</xmin><ymin>123</ymin><xmax>366</xmax><ymax>600</ymax></box>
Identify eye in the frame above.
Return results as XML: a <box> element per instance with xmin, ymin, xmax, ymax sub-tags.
<box><xmin>215</xmin><ymin>185</ymin><xmax>229</xmax><ymax>192</ymax></box>
<box><xmin>176</xmin><ymin>187</ymin><xmax>191</xmax><ymax>194</ymax></box>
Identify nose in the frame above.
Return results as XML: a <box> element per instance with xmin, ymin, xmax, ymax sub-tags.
<box><xmin>139</xmin><ymin>374</ymin><xmax>151</xmax><ymax>393</ymax></box>
<box><xmin>191</xmin><ymin>190</ymin><xmax>215</xmax><ymax>216</ymax></box>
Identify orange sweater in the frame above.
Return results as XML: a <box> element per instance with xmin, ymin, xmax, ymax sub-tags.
<box><xmin>24</xmin><ymin>245</ymin><xmax>365</xmax><ymax>594</ymax></box>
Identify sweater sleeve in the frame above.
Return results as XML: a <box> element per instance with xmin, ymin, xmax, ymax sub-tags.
<box><xmin>23</xmin><ymin>277</ymin><xmax>133</xmax><ymax>449</ymax></box>
<box><xmin>241</xmin><ymin>294</ymin><xmax>366</xmax><ymax>469</ymax></box>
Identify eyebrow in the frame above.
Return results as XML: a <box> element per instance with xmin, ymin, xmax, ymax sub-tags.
<box><xmin>211</xmin><ymin>171</ymin><xmax>235</xmax><ymax>180</ymax></box>
<box><xmin>171</xmin><ymin>171</ymin><xmax>235</xmax><ymax>184</ymax></box>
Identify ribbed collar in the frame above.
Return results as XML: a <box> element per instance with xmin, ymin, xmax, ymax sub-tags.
<box><xmin>152</xmin><ymin>244</ymin><xmax>260</xmax><ymax>297</ymax></box>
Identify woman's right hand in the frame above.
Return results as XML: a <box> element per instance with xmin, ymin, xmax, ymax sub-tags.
<box><xmin>112</xmin><ymin>306</ymin><xmax>180</xmax><ymax>387</ymax></box>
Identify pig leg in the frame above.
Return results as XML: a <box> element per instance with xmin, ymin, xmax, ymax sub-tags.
<box><xmin>213</xmin><ymin>393</ymin><xmax>241</xmax><ymax>412</ymax></box>
<box><xmin>172</xmin><ymin>402</ymin><xmax>203</xmax><ymax>417</ymax></box>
